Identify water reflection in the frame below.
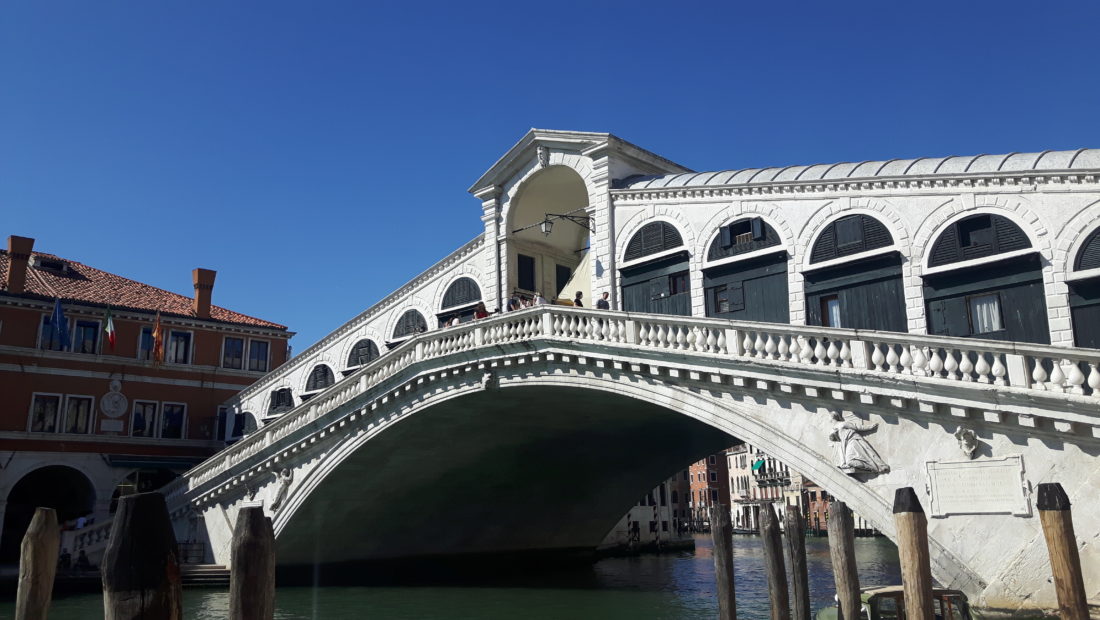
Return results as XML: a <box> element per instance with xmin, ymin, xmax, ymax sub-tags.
<box><xmin>7</xmin><ymin>535</ymin><xmax>901</xmax><ymax>619</ymax></box>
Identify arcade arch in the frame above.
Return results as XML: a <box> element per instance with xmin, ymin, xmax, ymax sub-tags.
<box><xmin>1</xmin><ymin>466</ymin><xmax>96</xmax><ymax>560</ymax></box>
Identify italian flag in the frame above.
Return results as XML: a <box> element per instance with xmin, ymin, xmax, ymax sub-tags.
<box><xmin>104</xmin><ymin>307</ymin><xmax>116</xmax><ymax>351</ymax></box>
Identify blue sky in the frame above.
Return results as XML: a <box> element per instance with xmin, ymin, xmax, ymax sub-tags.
<box><xmin>3</xmin><ymin>1</ymin><xmax>1099</xmax><ymax>349</ymax></box>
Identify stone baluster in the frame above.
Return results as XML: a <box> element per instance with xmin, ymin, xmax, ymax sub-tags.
<box><xmin>886</xmin><ymin>344</ymin><xmax>900</xmax><ymax>373</ymax></box>
<box><xmin>765</xmin><ymin>334</ymin><xmax>778</xmax><ymax>359</ymax></box>
<box><xmin>1032</xmin><ymin>358</ymin><xmax>1049</xmax><ymax>390</ymax></box>
<box><xmin>717</xmin><ymin>329</ymin><xmax>728</xmax><ymax>354</ymax></box>
<box><xmin>814</xmin><ymin>339</ymin><xmax>827</xmax><ymax>366</ymax></box>
<box><xmin>1087</xmin><ymin>363</ymin><xmax>1100</xmax><ymax>396</ymax></box>
<box><xmin>871</xmin><ymin>343</ymin><xmax>886</xmax><ymax>371</ymax></box>
<box><xmin>910</xmin><ymin>346</ymin><xmax>927</xmax><ymax>376</ymax></box>
<box><xmin>959</xmin><ymin>351</ymin><xmax>975</xmax><ymax>382</ymax></box>
<box><xmin>799</xmin><ymin>337</ymin><xmax>814</xmax><ymax>364</ymax></box>
<box><xmin>777</xmin><ymin>335</ymin><xmax>790</xmax><ymax>361</ymax></box>
<box><xmin>677</xmin><ymin>326</ymin><xmax>689</xmax><ymax>350</ymax></box>
<box><xmin>753</xmin><ymin>332</ymin><xmax>765</xmax><ymax>358</ymax></box>
<box><xmin>927</xmin><ymin>348</ymin><xmax>943</xmax><ymax>378</ymax></box>
<box><xmin>975</xmin><ymin>353</ymin><xmax>992</xmax><ymax>384</ymax></box>
<box><xmin>1063</xmin><ymin>360</ymin><xmax>1086</xmax><ymax>395</ymax></box>
<box><xmin>943</xmin><ymin>349</ymin><xmax>959</xmax><ymax>381</ymax></box>
<box><xmin>826</xmin><ymin>339</ymin><xmax>840</xmax><ymax>366</ymax></box>
<box><xmin>706</xmin><ymin>328</ymin><xmax>718</xmax><ymax>353</ymax></box>
<box><xmin>838</xmin><ymin>340</ymin><xmax>852</xmax><ymax>368</ymax></box>
<box><xmin>990</xmin><ymin>355</ymin><xmax>1007</xmax><ymax>386</ymax></box>
<box><xmin>743</xmin><ymin>332</ymin><xmax>755</xmax><ymax>357</ymax></box>
<box><xmin>898</xmin><ymin>345</ymin><xmax>913</xmax><ymax>374</ymax></box>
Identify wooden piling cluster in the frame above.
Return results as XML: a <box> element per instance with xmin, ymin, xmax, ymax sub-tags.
<box><xmin>706</xmin><ymin>481</ymin><xmax>1091</xmax><ymax>619</ymax></box>
<box><xmin>13</xmin><ymin>493</ymin><xmax>277</xmax><ymax>620</ymax></box>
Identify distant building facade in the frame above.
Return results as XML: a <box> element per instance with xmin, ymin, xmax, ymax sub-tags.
<box><xmin>686</xmin><ymin>450</ymin><xmax>734</xmax><ymax>531</ymax></box>
<box><xmin>0</xmin><ymin>235</ymin><xmax>290</xmax><ymax>559</ymax></box>
<box><xmin>600</xmin><ymin>473</ymin><xmax>692</xmax><ymax>552</ymax></box>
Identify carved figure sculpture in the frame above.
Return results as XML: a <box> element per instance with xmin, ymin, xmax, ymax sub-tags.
<box><xmin>829</xmin><ymin>412</ymin><xmax>890</xmax><ymax>474</ymax></box>
<box><xmin>270</xmin><ymin>468</ymin><xmax>294</xmax><ymax>512</ymax></box>
<box><xmin>954</xmin><ymin>426</ymin><xmax>978</xmax><ymax>459</ymax></box>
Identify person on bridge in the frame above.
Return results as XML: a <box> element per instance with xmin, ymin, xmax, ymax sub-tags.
<box><xmin>534</xmin><ymin>292</ymin><xmax>548</xmax><ymax>305</ymax></box>
<box><xmin>474</xmin><ymin>302</ymin><xmax>489</xmax><ymax>319</ymax></box>
<box><xmin>573</xmin><ymin>291</ymin><xmax>583</xmax><ymax>307</ymax></box>
<box><xmin>596</xmin><ymin>292</ymin><xmax>610</xmax><ymax>309</ymax></box>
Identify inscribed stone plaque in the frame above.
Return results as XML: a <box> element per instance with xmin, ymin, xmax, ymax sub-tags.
<box><xmin>926</xmin><ymin>455</ymin><xmax>1030</xmax><ymax>518</ymax></box>
<box><xmin>100</xmin><ymin>419</ymin><xmax>124</xmax><ymax>432</ymax></box>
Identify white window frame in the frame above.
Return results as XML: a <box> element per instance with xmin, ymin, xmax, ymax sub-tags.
<box><xmin>165</xmin><ymin>329</ymin><xmax>194</xmax><ymax>365</ymax></box>
<box><xmin>221</xmin><ymin>336</ymin><xmax>245</xmax><ymax>370</ymax></box>
<box><xmin>72</xmin><ymin>318</ymin><xmax>102</xmax><ymax>355</ymax></box>
<box><xmin>247</xmin><ymin>338</ymin><xmax>270</xmax><ymax>373</ymax></box>
<box><xmin>60</xmin><ymin>394</ymin><xmax>96</xmax><ymax>434</ymax></box>
<box><xmin>27</xmin><ymin>392</ymin><xmax>63</xmax><ymax>433</ymax></box>
<box><xmin>130</xmin><ymin>400</ymin><xmax>160</xmax><ymax>438</ymax></box>
<box><xmin>159</xmin><ymin>402</ymin><xmax>188</xmax><ymax>439</ymax></box>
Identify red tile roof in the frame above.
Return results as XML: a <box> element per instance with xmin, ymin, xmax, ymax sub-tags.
<box><xmin>0</xmin><ymin>250</ymin><xmax>287</xmax><ymax>330</ymax></box>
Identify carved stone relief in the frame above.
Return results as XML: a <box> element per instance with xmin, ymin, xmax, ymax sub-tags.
<box><xmin>828</xmin><ymin>412</ymin><xmax>890</xmax><ymax>475</ymax></box>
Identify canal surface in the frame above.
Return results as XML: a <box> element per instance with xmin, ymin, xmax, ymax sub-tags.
<box><xmin>9</xmin><ymin>535</ymin><xmax>900</xmax><ymax>619</ymax></box>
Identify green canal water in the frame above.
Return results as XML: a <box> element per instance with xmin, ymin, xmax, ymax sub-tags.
<box><xmin>5</xmin><ymin>535</ymin><xmax>900</xmax><ymax>619</ymax></box>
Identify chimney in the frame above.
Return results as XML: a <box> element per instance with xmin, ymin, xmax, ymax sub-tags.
<box><xmin>192</xmin><ymin>268</ymin><xmax>216</xmax><ymax>319</ymax></box>
<box><xmin>5</xmin><ymin>236</ymin><xmax>35</xmax><ymax>295</ymax></box>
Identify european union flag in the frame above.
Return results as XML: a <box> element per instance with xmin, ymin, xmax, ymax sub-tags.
<box><xmin>50</xmin><ymin>298</ymin><xmax>70</xmax><ymax>351</ymax></box>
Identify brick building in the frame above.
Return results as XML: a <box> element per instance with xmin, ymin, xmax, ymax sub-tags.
<box><xmin>0</xmin><ymin>235</ymin><xmax>290</xmax><ymax>559</ymax></box>
<box><xmin>687</xmin><ymin>449</ymin><xmax>734</xmax><ymax>531</ymax></box>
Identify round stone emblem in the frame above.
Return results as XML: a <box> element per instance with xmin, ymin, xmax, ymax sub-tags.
<box><xmin>100</xmin><ymin>381</ymin><xmax>128</xmax><ymax>418</ymax></box>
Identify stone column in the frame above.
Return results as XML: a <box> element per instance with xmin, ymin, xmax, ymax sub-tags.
<box><xmin>475</xmin><ymin>186</ymin><xmax>503</xmax><ymax>311</ymax></box>
<box><xmin>582</xmin><ymin>145</ymin><xmax>617</xmax><ymax>308</ymax></box>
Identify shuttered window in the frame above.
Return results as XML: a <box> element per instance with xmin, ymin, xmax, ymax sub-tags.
<box><xmin>393</xmin><ymin>310</ymin><xmax>428</xmax><ymax>339</ymax></box>
<box><xmin>1075</xmin><ymin>227</ymin><xmax>1100</xmax><ymax>271</ymax></box>
<box><xmin>708</xmin><ymin>217</ymin><xmax>781</xmax><ymax>261</ymax></box>
<box><xmin>269</xmin><ymin>388</ymin><xmax>294</xmax><ymax>413</ymax></box>
<box><xmin>305</xmin><ymin>365</ymin><xmax>335</xmax><ymax>392</ymax></box>
<box><xmin>928</xmin><ymin>214</ymin><xmax>1031</xmax><ymax>268</ymax></box>
<box><xmin>441</xmin><ymin>277</ymin><xmax>481</xmax><ymax>309</ymax></box>
<box><xmin>625</xmin><ymin>222</ymin><xmax>684</xmax><ymax>262</ymax></box>
<box><xmin>809</xmin><ymin>215</ymin><xmax>893</xmax><ymax>263</ymax></box>
<box><xmin>346</xmin><ymin>339</ymin><xmax>380</xmax><ymax>368</ymax></box>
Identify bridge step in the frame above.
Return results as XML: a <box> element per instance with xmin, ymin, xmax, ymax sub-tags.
<box><xmin>181</xmin><ymin>564</ymin><xmax>230</xmax><ymax>588</ymax></box>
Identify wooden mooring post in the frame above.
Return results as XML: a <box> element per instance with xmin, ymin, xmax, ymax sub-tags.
<box><xmin>710</xmin><ymin>505</ymin><xmax>737</xmax><ymax>620</ymax></box>
<box><xmin>1037</xmin><ymin>482</ymin><xmax>1089</xmax><ymax>620</ymax></box>
<box><xmin>783</xmin><ymin>505</ymin><xmax>811</xmax><ymax>620</ymax></box>
<box><xmin>893</xmin><ymin>487</ymin><xmax>933</xmax><ymax>620</ymax></box>
<box><xmin>827</xmin><ymin>501</ymin><xmax>860</xmax><ymax>620</ymax></box>
<box><xmin>101</xmin><ymin>492</ymin><xmax>183</xmax><ymax>620</ymax></box>
<box><xmin>230</xmin><ymin>506</ymin><xmax>276</xmax><ymax>620</ymax></box>
<box><xmin>760</xmin><ymin>503</ymin><xmax>790</xmax><ymax>620</ymax></box>
<box><xmin>15</xmin><ymin>507</ymin><xmax>60</xmax><ymax>620</ymax></box>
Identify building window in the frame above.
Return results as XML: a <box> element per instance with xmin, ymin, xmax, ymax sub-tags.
<box><xmin>61</xmin><ymin>396</ymin><xmax>94</xmax><ymax>433</ymax></box>
<box><xmin>968</xmin><ymin>293</ymin><xmax>1004</xmax><ymax>334</ymax></box>
<box><xmin>711</xmin><ymin>490</ymin><xmax>719</xmax><ymax>502</ymax></box>
<box><xmin>132</xmin><ymin>401</ymin><xmax>158</xmax><ymax>437</ymax></box>
<box><xmin>248</xmin><ymin>340</ymin><xmax>270</xmax><ymax>372</ymax></box>
<box><xmin>834</xmin><ymin>216</ymin><xmax>864</xmax><ymax>248</ymax></box>
<box><xmin>223</xmin><ymin>337</ymin><xmax>245</xmax><ymax>369</ymax></box>
<box><xmin>346</xmin><ymin>339</ymin><xmax>380</xmax><ymax>368</ymax></box>
<box><xmin>821</xmin><ymin>295</ymin><xmax>841</xmax><ymax>328</ymax></box>
<box><xmin>958</xmin><ymin>215</ymin><xmax>993</xmax><ymax>248</ymax></box>
<box><xmin>38</xmin><ymin>315</ymin><xmax>67</xmax><ymax>351</ymax></box>
<box><xmin>29</xmin><ymin>394</ymin><xmax>61</xmax><ymax>432</ymax></box>
<box><xmin>160</xmin><ymin>403</ymin><xmax>186</xmax><ymax>439</ymax></box>
<box><xmin>517</xmin><ymin>254</ymin><xmax>536</xmax><ymax>292</ymax></box>
<box><xmin>139</xmin><ymin>327</ymin><xmax>154</xmax><ymax>360</ymax></box>
<box><xmin>624</xmin><ymin>221</ymin><xmax>684</xmax><ymax>262</ymax></box>
<box><xmin>306</xmin><ymin>365</ymin><xmax>335</xmax><ymax>392</ymax></box>
<box><xmin>166</xmin><ymin>331</ymin><xmax>191</xmax><ymax>364</ymax></box>
<box><xmin>708</xmin><ymin>455</ymin><xmax>716</xmax><ymax>465</ymax></box>
<box><xmin>269</xmin><ymin>388</ymin><xmax>294</xmax><ymax>413</ymax></box>
<box><xmin>392</xmin><ymin>310</ymin><xmax>428</xmax><ymax>340</ymax></box>
<box><xmin>442</xmin><ymin>277</ymin><xmax>482</xmax><ymax>309</ymax></box>
<box><xmin>73</xmin><ymin>321</ymin><xmax>99</xmax><ymax>354</ymax></box>
<box><xmin>709</xmin><ymin>471</ymin><xmax>717</xmax><ymax>482</ymax></box>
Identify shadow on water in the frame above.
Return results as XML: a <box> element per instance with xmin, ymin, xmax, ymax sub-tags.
<box><xmin>0</xmin><ymin>535</ymin><xmax>902</xmax><ymax>620</ymax></box>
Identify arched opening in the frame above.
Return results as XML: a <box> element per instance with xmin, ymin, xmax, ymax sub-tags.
<box><xmin>507</xmin><ymin>166</ymin><xmax>590</xmax><ymax>304</ymax></box>
<box><xmin>805</xmin><ymin>214</ymin><xmax>905</xmax><ymax>331</ymax></box>
<box><xmin>437</xmin><ymin>277</ymin><xmax>483</xmax><ymax>326</ymax></box>
<box><xmin>703</xmin><ymin>217</ymin><xmax>788</xmax><ymax>323</ymax></box>
<box><xmin>1</xmin><ymin>466</ymin><xmax>96</xmax><ymax>560</ymax></box>
<box><xmin>269</xmin><ymin>389</ymin><xmax>294</xmax><ymax>415</ymax></box>
<box><xmin>1070</xmin><ymin>227</ymin><xmax>1100</xmax><ymax>348</ymax></box>
<box><xmin>924</xmin><ymin>214</ymin><xmax>1048</xmax><ymax>343</ymax></box>
<box><xmin>620</xmin><ymin>222</ymin><xmax>691</xmax><ymax>316</ymax></box>
<box><xmin>389</xmin><ymin>310</ymin><xmax>428</xmax><ymax>349</ymax></box>
<box><xmin>305</xmin><ymin>365</ymin><xmax>335</xmax><ymax>394</ymax></box>
<box><xmin>346</xmin><ymin>339</ymin><xmax>381</xmax><ymax>372</ymax></box>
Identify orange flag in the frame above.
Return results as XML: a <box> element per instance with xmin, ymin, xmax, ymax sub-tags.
<box><xmin>151</xmin><ymin>311</ymin><xmax>163</xmax><ymax>365</ymax></box>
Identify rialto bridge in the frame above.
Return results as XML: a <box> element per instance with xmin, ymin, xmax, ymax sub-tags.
<box><xmin>77</xmin><ymin>131</ymin><xmax>1100</xmax><ymax>615</ymax></box>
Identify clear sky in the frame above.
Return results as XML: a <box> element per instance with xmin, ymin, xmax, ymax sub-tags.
<box><xmin>3</xmin><ymin>1</ymin><xmax>1099</xmax><ymax>350</ymax></box>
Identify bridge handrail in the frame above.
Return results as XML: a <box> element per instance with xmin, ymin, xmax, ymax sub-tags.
<box><xmin>170</xmin><ymin>305</ymin><xmax>1100</xmax><ymax>504</ymax></box>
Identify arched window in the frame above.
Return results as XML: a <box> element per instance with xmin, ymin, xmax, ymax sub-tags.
<box><xmin>1074</xmin><ymin>227</ymin><xmax>1100</xmax><ymax>271</ymax></box>
<box><xmin>624</xmin><ymin>221</ymin><xmax>684</xmax><ymax>262</ymax></box>
<box><xmin>346</xmin><ymin>339</ymin><xmax>380</xmax><ymax>368</ymax></box>
<box><xmin>928</xmin><ymin>214</ymin><xmax>1031</xmax><ymax>268</ymax></box>
<box><xmin>707</xmin><ymin>217</ymin><xmax>781</xmax><ymax>261</ymax></box>
<box><xmin>392</xmin><ymin>310</ymin><xmax>428</xmax><ymax>339</ymax></box>
<box><xmin>305</xmin><ymin>365</ymin><xmax>335</xmax><ymax>392</ymax></box>
<box><xmin>269</xmin><ymin>389</ymin><xmax>294</xmax><ymax>413</ymax></box>
<box><xmin>810</xmin><ymin>215</ymin><xmax>893</xmax><ymax>264</ymax></box>
<box><xmin>441</xmin><ymin>277</ymin><xmax>481</xmax><ymax>309</ymax></box>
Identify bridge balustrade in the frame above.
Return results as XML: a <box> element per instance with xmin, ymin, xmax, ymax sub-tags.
<box><xmin>167</xmin><ymin>305</ymin><xmax>1100</xmax><ymax>515</ymax></box>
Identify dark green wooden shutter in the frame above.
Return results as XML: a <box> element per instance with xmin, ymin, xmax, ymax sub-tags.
<box><xmin>442</xmin><ymin>277</ymin><xmax>481</xmax><ymax>309</ymax></box>
<box><xmin>928</xmin><ymin>298</ymin><xmax>970</xmax><ymax>337</ymax></box>
<box><xmin>1076</xmin><ymin>228</ymin><xmax>1100</xmax><ymax>271</ymax></box>
<box><xmin>625</xmin><ymin>222</ymin><xmax>684</xmax><ymax>261</ymax></box>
